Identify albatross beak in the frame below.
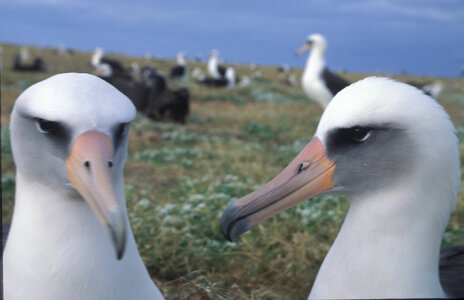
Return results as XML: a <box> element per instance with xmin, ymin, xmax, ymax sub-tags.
<box><xmin>66</xmin><ymin>131</ymin><xmax>126</xmax><ymax>260</ymax></box>
<box><xmin>295</xmin><ymin>42</ymin><xmax>312</xmax><ymax>55</ymax></box>
<box><xmin>221</xmin><ymin>137</ymin><xmax>335</xmax><ymax>241</ymax></box>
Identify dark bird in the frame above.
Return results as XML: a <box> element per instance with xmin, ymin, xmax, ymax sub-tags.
<box><xmin>12</xmin><ymin>55</ymin><xmax>46</xmax><ymax>72</ymax></box>
<box><xmin>92</xmin><ymin>48</ymin><xmax>132</xmax><ymax>81</ymax></box>
<box><xmin>12</xmin><ymin>48</ymin><xmax>46</xmax><ymax>72</ymax></box>
<box><xmin>142</xmin><ymin>66</ymin><xmax>190</xmax><ymax>123</ymax></box>
<box><xmin>169</xmin><ymin>52</ymin><xmax>188</xmax><ymax>80</ymax></box>
<box><xmin>196</xmin><ymin>77</ymin><xmax>229</xmax><ymax>87</ymax></box>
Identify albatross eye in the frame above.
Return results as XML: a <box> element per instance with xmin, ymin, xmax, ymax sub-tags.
<box><xmin>349</xmin><ymin>127</ymin><xmax>371</xmax><ymax>142</ymax></box>
<box><xmin>326</xmin><ymin>126</ymin><xmax>374</xmax><ymax>151</ymax></box>
<box><xmin>36</xmin><ymin>118</ymin><xmax>65</xmax><ymax>135</ymax></box>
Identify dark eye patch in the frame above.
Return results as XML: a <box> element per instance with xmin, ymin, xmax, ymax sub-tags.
<box><xmin>113</xmin><ymin>122</ymin><xmax>129</xmax><ymax>150</ymax></box>
<box><xmin>33</xmin><ymin>117</ymin><xmax>71</xmax><ymax>157</ymax></box>
<box><xmin>324</xmin><ymin>123</ymin><xmax>411</xmax><ymax>197</ymax></box>
<box><xmin>35</xmin><ymin>118</ymin><xmax>69</xmax><ymax>140</ymax></box>
<box><xmin>326</xmin><ymin>124</ymin><xmax>395</xmax><ymax>153</ymax></box>
<box><xmin>345</xmin><ymin>127</ymin><xmax>371</xmax><ymax>142</ymax></box>
<box><xmin>36</xmin><ymin>118</ymin><xmax>64</xmax><ymax>134</ymax></box>
<box><xmin>326</xmin><ymin>126</ymin><xmax>373</xmax><ymax>150</ymax></box>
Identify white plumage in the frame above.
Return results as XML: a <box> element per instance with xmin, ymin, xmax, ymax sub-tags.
<box><xmin>297</xmin><ymin>34</ymin><xmax>349</xmax><ymax>109</ymax></box>
<box><xmin>3</xmin><ymin>73</ymin><xmax>164</xmax><ymax>299</ymax></box>
<box><xmin>221</xmin><ymin>77</ymin><xmax>461</xmax><ymax>299</ymax></box>
<box><xmin>207</xmin><ymin>49</ymin><xmax>226</xmax><ymax>79</ymax></box>
<box><xmin>309</xmin><ymin>77</ymin><xmax>459</xmax><ymax>298</ymax></box>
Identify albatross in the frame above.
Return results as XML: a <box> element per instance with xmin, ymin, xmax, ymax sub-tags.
<box><xmin>91</xmin><ymin>47</ymin><xmax>132</xmax><ymax>81</ymax></box>
<box><xmin>3</xmin><ymin>73</ymin><xmax>164</xmax><ymax>299</ymax></box>
<box><xmin>221</xmin><ymin>77</ymin><xmax>463</xmax><ymax>298</ymax></box>
<box><xmin>296</xmin><ymin>33</ymin><xmax>349</xmax><ymax>109</ymax></box>
<box><xmin>207</xmin><ymin>49</ymin><xmax>226</xmax><ymax>79</ymax></box>
<box><xmin>170</xmin><ymin>51</ymin><xmax>188</xmax><ymax>80</ymax></box>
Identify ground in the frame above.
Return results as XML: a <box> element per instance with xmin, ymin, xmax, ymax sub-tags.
<box><xmin>1</xmin><ymin>43</ymin><xmax>463</xmax><ymax>299</ymax></box>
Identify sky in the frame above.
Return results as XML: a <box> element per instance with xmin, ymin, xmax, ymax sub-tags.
<box><xmin>1</xmin><ymin>0</ymin><xmax>463</xmax><ymax>77</ymax></box>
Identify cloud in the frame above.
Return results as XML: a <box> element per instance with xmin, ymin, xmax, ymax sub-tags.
<box><xmin>338</xmin><ymin>0</ymin><xmax>464</xmax><ymax>22</ymax></box>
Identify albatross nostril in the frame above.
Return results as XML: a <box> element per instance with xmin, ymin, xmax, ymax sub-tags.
<box><xmin>84</xmin><ymin>161</ymin><xmax>91</xmax><ymax>168</ymax></box>
<box><xmin>297</xmin><ymin>161</ymin><xmax>311</xmax><ymax>174</ymax></box>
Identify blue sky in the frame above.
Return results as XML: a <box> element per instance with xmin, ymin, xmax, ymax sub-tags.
<box><xmin>1</xmin><ymin>0</ymin><xmax>463</xmax><ymax>77</ymax></box>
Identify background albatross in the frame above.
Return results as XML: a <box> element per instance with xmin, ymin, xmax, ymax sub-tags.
<box><xmin>221</xmin><ymin>77</ymin><xmax>463</xmax><ymax>298</ymax></box>
<box><xmin>3</xmin><ymin>73</ymin><xmax>164</xmax><ymax>299</ymax></box>
<box><xmin>296</xmin><ymin>33</ymin><xmax>349</xmax><ymax>109</ymax></box>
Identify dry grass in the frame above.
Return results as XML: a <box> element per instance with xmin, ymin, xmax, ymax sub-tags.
<box><xmin>1</xmin><ymin>42</ymin><xmax>463</xmax><ymax>299</ymax></box>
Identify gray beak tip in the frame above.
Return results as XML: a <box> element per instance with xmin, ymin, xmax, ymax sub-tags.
<box><xmin>220</xmin><ymin>204</ymin><xmax>251</xmax><ymax>242</ymax></box>
<box><xmin>107</xmin><ymin>210</ymin><xmax>127</xmax><ymax>261</ymax></box>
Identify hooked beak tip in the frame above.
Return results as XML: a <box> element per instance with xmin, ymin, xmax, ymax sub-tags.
<box><xmin>107</xmin><ymin>208</ymin><xmax>127</xmax><ymax>260</ymax></box>
<box><xmin>220</xmin><ymin>204</ymin><xmax>251</xmax><ymax>242</ymax></box>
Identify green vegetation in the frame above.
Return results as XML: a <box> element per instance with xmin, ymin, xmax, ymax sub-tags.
<box><xmin>1</xmin><ymin>43</ymin><xmax>463</xmax><ymax>299</ymax></box>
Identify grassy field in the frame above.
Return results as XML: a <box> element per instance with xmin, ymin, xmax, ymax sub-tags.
<box><xmin>1</xmin><ymin>43</ymin><xmax>463</xmax><ymax>299</ymax></box>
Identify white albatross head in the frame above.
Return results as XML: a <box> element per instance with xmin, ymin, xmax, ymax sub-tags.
<box><xmin>221</xmin><ymin>76</ymin><xmax>460</xmax><ymax>243</ymax></box>
<box><xmin>296</xmin><ymin>33</ymin><xmax>327</xmax><ymax>56</ymax></box>
<box><xmin>9</xmin><ymin>73</ymin><xmax>136</xmax><ymax>260</ymax></box>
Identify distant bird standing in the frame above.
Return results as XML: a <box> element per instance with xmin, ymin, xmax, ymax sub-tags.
<box><xmin>196</xmin><ymin>51</ymin><xmax>230</xmax><ymax>87</ymax></box>
<box><xmin>296</xmin><ymin>33</ymin><xmax>349</xmax><ymax>108</ymax></box>
<box><xmin>207</xmin><ymin>49</ymin><xmax>226</xmax><ymax>79</ymax></box>
<box><xmin>3</xmin><ymin>73</ymin><xmax>164</xmax><ymax>299</ymax></box>
<box><xmin>170</xmin><ymin>52</ymin><xmax>188</xmax><ymax>80</ymax></box>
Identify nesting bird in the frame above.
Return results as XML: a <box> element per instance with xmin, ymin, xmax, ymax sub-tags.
<box><xmin>170</xmin><ymin>52</ymin><xmax>188</xmax><ymax>80</ymax></box>
<box><xmin>207</xmin><ymin>49</ymin><xmax>226</xmax><ymax>79</ymax></box>
<box><xmin>92</xmin><ymin>51</ymin><xmax>190</xmax><ymax>124</ymax></box>
<box><xmin>296</xmin><ymin>34</ymin><xmax>349</xmax><ymax>108</ymax></box>
<box><xmin>221</xmin><ymin>77</ymin><xmax>463</xmax><ymax>299</ymax></box>
<box><xmin>92</xmin><ymin>47</ymin><xmax>132</xmax><ymax>81</ymax></box>
<box><xmin>12</xmin><ymin>47</ymin><xmax>46</xmax><ymax>72</ymax></box>
<box><xmin>3</xmin><ymin>73</ymin><xmax>164</xmax><ymax>299</ymax></box>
